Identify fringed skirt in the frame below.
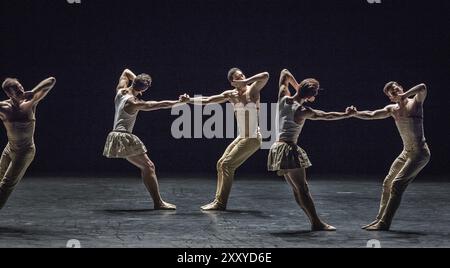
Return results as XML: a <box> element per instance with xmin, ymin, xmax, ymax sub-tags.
<box><xmin>103</xmin><ymin>131</ymin><xmax>147</xmax><ymax>159</ymax></box>
<box><xmin>268</xmin><ymin>142</ymin><xmax>312</xmax><ymax>176</ymax></box>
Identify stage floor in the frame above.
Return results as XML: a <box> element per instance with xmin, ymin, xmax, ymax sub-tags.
<box><xmin>0</xmin><ymin>176</ymin><xmax>449</xmax><ymax>248</ymax></box>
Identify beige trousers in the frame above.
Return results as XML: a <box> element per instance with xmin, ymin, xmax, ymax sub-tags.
<box><xmin>0</xmin><ymin>144</ymin><xmax>36</xmax><ymax>209</ymax></box>
<box><xmin>377</xmin><ymin>143</ymin><xmax>431</xmax><ymax>225</ymax></box>
<box><xmin>214</xmin><ymin>136</ymin><xmax>262</xmax><ymax>206</ymax></box>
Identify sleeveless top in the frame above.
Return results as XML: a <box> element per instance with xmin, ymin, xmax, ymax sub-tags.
<box><xmin>276</xmin><ymin>96</ymin><xmax>305</xmax><ymax>143</ymax></box>
<box><xmin>233</xmin><ymin>93</ymin><xmax>261</xmax><ymax>139</ymax></box>
<box><xmin>394</xmin><ymin>116</ymin><xmax>426</xmax><ymax>150</ymax></box>
<box><xmin>113</xmin><ymin>93</ymin><xmax>138</xmax><ymax>133</ymax></box>
<box><xmin>4</xmin><ymin>120</ymin><xmax>36</xmax><ymax>151</ymax></box>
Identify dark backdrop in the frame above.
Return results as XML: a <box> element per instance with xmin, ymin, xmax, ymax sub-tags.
<box><xmin>1</xmin><ymin>0</ymin><xmax>449</xmax><ymax>177</ymax></box>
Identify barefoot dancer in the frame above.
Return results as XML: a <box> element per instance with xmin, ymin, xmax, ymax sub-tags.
<box><xmin>103</xmin><ymin>69</ymin><xmax>188</xmax><ymax>210</ymax></box>
<box><xmin>0</xmin><ymin>77</ymin><xmax>56</xmax><ymax>209</ymax></box>
<box><xmin>268</xmin><ymin>69</ymin><xmax>356</xmax><ymax>231</ymax></box>
<box><xmin>356</xmin><ymin>82</ymin><xmax>431</xmax><ymax>231</ymax></box>
<box><xmin>188</xmin><ymin>68</ymin><xmax>270</xmax><ymax>211</ymax></box>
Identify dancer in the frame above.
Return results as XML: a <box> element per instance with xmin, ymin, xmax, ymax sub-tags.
<box><xmin>268</xmin><ymin>69</ymin><xmax>356</xmax><ymax>231</ymax></box>
<box><xmin>0</xmin><ymin>76</ymin><xmax>56</xmax><ymax>209</ymax></box>
<box><xmin>103</xmin><ymin>69</ymin><xmax>189</xmax><ymax>210</ymax></box>
<box><xmin>355</xmin><ymin>82</ymin><xmax>431</xmax><ymax>231</ymax></box>
<box><xmin>187</xmin><ymin>68</ymin><xmax>270</xmax><ymax>211</ymax></box>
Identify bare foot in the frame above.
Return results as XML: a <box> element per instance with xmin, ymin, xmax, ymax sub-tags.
<box><xmin>365</xmin><ymin>221</ymin><xmax>390</xmax><ymax>231</ymax></box>
<box><xmin>201</xmin><ymin>200</ymin><xmax>226</xmax><ymax>211</ymax></box>
<box><xmin>362</xmin><ymin>220</ymin><xmax>380</xmax><ymax>230</ymax></box>
<box><xmin>154</xmin><ymin>201</ymin><xmax>177</xmax><ymax>210</ymax></box>
<box><xmin>312</xmin><ymin>222</ymin><xmax>337</xmax><ymax>232</ymax></box>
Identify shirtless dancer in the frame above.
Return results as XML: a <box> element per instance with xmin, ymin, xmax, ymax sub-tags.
<box><xmin>187</xmin><ymin>68</ymin><xmax>269</xmax><ymax>211</ymax></box>
<box><xmin>103</xmin><ymin>69</ymin><xmax>189</xmax><ymax>210</ymax></box>
<box><xmin>268</xmin><ymin>69</ymin><xmax>355</xmax><ymax>231</ymax></box>
<box><xmin>0</xmin><ymin>77</ymin><xmax>56</xmax><ymax>209</ymax></box>
<box><xmin>355</xmin><ymin>82</ymin><xmax>431</xmax><ymax>231</ymax></box>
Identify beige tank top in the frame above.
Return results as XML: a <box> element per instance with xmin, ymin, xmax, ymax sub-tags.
<box><xmin>233</xmin><ymin>96</ymin><xmax>261</xmax><ymax>139</ymax></box>
<box><xmin>113</xmin><ymin>93</ymin><xmax>138</xmax><ymax>133</ymax></box>
<box><xmin>395</xmin><ymin>116</ymin><xmax>426</xmax><ymax>150</ymax></box>
<box><xmin>4</xmin><ymin>120</ymin><xmax>36</xmax><ymax>150</ymax></box>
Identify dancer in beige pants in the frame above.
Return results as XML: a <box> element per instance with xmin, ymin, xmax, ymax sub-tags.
<box><xmin>187</xmin><ymin>68</ymin><xmax>269</xmax><ymax>210</ymax></box>
<box><xmin>355</xmin><ymin>82</ymin><xmax>431</xmax><ymax>231</ymax></box>
<box><xmin>0</xmin><ymin>77</ymin><xmax>56</xmax><ymax>209</ymax></box>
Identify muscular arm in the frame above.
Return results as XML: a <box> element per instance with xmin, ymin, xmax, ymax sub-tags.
<box><xmin>27</xmin><ymin>77</ymin><xmax>56</xmax><ymax>104</ymax></box>
<box><xmin>278</xmin><ymin>69</ymin><xmax>300</xmax><ymax>99</ymax></box>
<box><xmin>354</xmin><ymin>105</ymin><xmax>394</xmax><ymax>120</ymax></box>
<box><xmin>187</xmin><ymin>90</ymin><xmax>234</xmax><ymax>105</ymax></box>
<box><xmin>116</xmin><ymin>69</ymin><xmax>136</xmax><ymax>91</ymax></box>
<box><xmin>239</xmin><ymin>72</ymin><xmax>270</xmax><ymax>95</ymax></box>
<box><xmin>127</xmin><ymin>99</ymin><xmax>184</xmax><ymax>113</ymax></box>
<box><xmin>302</xmin><ymin>108</ymin><xmax>353</xmax><ymax>121</ymax></box>
<box><xmin>402</xmin><ymin>83</ymin><xmax>427</xmax><ymax>103</ymax></box>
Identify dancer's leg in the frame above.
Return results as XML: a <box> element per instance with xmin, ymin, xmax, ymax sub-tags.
<box><xmin>202</xmin><ymin>137</ymin><xmax>261</xmax><ymax>211</ymax></box>
<box><xmin>285</xmin><ymin>168</ymin><xmax>336</xmax><ymax>231</ymax></box>
<box><xmin>367</xmin><ymin>150</ymin><xmax>430</xmax><ymax>231</ymax></box>
<box><xmin>127</xmin><ymin>153</ymin><xmax>176</xmax><ymax>210</ymax></box>
<box><xmin>362</xmin><ymin>153</ymin><xmax>405</xmax><ymax>229</ymax></box>
<box><xmin>0</xmin><ymin>147</ymin><xmax>35</xmax><ymax>210</ymax></box>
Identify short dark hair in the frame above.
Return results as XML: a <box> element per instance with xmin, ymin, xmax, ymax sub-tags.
<box><xmin>132</xmin><ymin>73</ymin><xmax>152</xmax><ymax>91</ymax></box>
<box><xmin>227</xmin><ymin>68</ymin><xmax>242</xmax><ymax>82</ymax></box>
<box><xmin>383</xmin><ymin>81</ymin><xmax>400</xmax><ymax>95</ymax></box>
<box><xmin>2</xmin><ymin>78</ymin><xmax>19</xmax><ymax>94</ymax></box>
<box><xmin>299</xmin><ymin>78</ymin><xmax>320</xmax><ymax>99</ymax></box>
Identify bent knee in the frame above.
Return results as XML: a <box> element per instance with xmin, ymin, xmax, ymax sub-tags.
<box><xmin>142</xmin><ymin>161</ymin><xmax>156</xmax><ymax>173</ymax></box>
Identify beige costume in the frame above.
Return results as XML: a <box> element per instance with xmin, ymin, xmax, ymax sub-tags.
<box><xmin>0</xmin><ymin>120</ymin><xmax>36</xmax><ymax>209</ymax></box>
<box><xmin>214</xmin><ymin>100</ymin><xmax>262</xmax><ymax>207</ymax></box>
<box><xmin>376</xmin><ymin>116</ymin><xmax>431</xmax><ymax>225</ymax></box>
<box><xmin>103</xmin><ymin>93</ymin><xmax>147</xmax><ymax>158</ymax></box>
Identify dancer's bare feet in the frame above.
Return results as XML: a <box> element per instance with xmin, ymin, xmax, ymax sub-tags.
<box><xmin>362</xmin><ymin>219</ymin><xmax>380</xmax><ymax>230</ymax></box>
<box><xmin>201</xmin><ymin>200</ymin><xmax>226</xmax><ymax>211</ymax></box>
<box><xmin>365</xmin><ymin>221</ymin><xmax>390</xmax><ymax>231</ymax></box>
<box><xmin>311</xmin><ymin>222</ymin><xmax>337</xmax><ymax>232</ymax></box>
<box><xmin>154</xmin><ymin>201</ymin><xmax>177</xmax><ymax>210</ymax></box>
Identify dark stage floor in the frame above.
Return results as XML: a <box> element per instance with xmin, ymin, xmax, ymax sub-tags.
<box><xmin>0</xmin><ymin>176</ymin><xmax>449</xmax><ymax>248</ymax></box>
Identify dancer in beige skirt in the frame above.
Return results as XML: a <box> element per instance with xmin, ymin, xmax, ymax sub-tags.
<box><xmin>103</xmin><ymin>69</ymin><xmax>189</xmax><ymax>210</ymax></box>
<box><xmin>187</xmin><ymin>68</ymin><xmax>270</xmax><ymax>211</ymax></box>
<box><xmin>355</xmin><ymin>82</ymin><xmax>431</xmax><ymax>231</ymax></box>
<box><xmin>268</xmin><ymin>69</ymin><xmax>356</xmax><ymax>231</ymax></box>
<box><xmin>0</xmin><ymin>76</ymin><xmax>56</xmax><ymax>209</ymax></box>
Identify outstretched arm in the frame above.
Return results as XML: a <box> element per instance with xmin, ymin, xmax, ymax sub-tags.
<box><xmin>26</xmin><ymin>77</ymin><xmax>56</xmax><ymax>104</ymax></box>
<box><xmin>127</xmin><ymin>98</ymin><xmax>187</xmax><ymax>113</ymax></box>
<box><xmin>116</xmin><ymin>69</ymin><xmax>136</xmax><ymax>91</ymax></box>
<box><xmin>354</xmin><ymin>105</ymin><xmax>394</xmax><ymax>120</ymax></box>
<box><xmin>302</xmin><ymin>107</ymin><xmax>355</xmax><ymax>121</ymax></box>
<box><xmin>400</xmin><ymin>83</ymin><xmax>427</xmax><ymax>103</ymax></box>
<box><xmin>187</xmin><ymin>90</ymin><xmax>235</xmax><ymax>105</ymax></box>
<box><xmin>278</xmin><ymin>69</ymin><xmax>300</xmax><ymax>99</ymax></box>
<box><xmin>233</xmin><ymin>72</ymin><xmax>270</xmax><ymax>95</ymax></box>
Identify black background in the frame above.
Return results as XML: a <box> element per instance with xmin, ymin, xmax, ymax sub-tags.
<box><xmin>0</xmin><ymin>0</ymin><xmax>449</xmax><ymax>178</ymax></box>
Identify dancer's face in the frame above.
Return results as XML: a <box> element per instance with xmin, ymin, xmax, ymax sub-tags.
<box><xmin>232</xmin><ymin>70</ymin><xmax>246</xmax><ymax>81</ymax></box>
<box><xmin>4</xmin><ymin>80</ymin><xmax>25</xmax><ymax>101</ymax></box>
<box><xmin>386</xmin><ymin>84</ymin><xmax>404</xmax><ymax>102</ymax></box>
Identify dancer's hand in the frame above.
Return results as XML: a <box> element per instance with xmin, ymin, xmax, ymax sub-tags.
<box><xmin>179</xmin><ymin>94</ymin><xmax>190</xmax><ymax>103</ymax></box>
<box><xmin>391</xmin><ymin>93</ymin><xmax>406</xmax><ymax>103</ymax></box>
<box><xmin>22</xmin><ymin>91</ymin><xmax>35</xmax><ymax>100</ymax></box>
<box><xmin>345</xmin><ymin>106</ymin><xmax>358</xmax><ymax>115</ymax></box>
<box><xmin>231</xmin><ymin>80</ymin><xmax>247</xmax><ymax>89</ymax></box>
